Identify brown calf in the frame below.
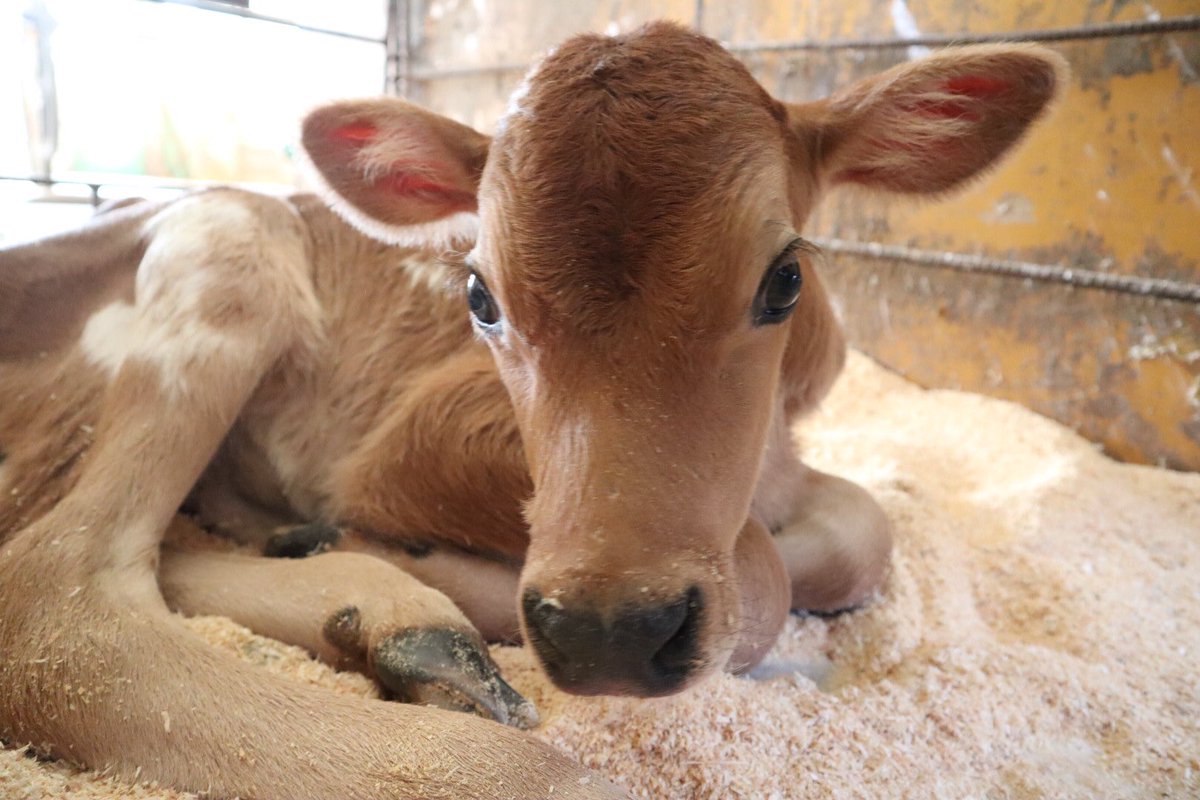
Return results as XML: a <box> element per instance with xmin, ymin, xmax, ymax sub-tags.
<box><xmin>0</xmin><ymin>22</ymin><xmax>1062</xmax><ymax>799</ymax></box>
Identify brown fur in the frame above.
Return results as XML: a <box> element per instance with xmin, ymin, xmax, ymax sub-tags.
<box><xmin>0</xmin><ymin>203</ymin><xmax>149</xmax><ymax>359</ymax></box>
<box><xmin>0</xmin><ymin>22</ymin><xmax>1063</xmax><ymax>799</ymax></box>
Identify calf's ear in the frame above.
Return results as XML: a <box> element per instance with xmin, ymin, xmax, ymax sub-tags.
<box><xmin>301</xmin><ymin>99</ymin><xmax>490</xmax><ymax>245</ymax></box>
<box><xmin>788</xmin><ymin>44</ymin><xmax>1066</xmax><ymax>195</ymax></box>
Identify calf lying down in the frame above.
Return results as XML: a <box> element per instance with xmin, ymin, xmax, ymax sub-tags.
<box><xmin>0</xmin><ymin>22</ymin><xmax>1062</xmax><ymax>800</ymax></box>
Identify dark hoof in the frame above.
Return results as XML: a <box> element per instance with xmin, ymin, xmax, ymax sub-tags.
<box><xmin>264</xmin><ymin>522</ymin><xmax>342</xmax><ymax>558</ymax></box>
<box><xmin>374</xmin><ymin>628</ymin><xmax>539</xmax><ymax>730</ymax></box>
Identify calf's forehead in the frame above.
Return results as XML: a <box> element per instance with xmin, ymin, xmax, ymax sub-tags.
<box><xmin>476</xmin><ymin>25</ymin><xmax>793</xmax><ymax>336</ymax></box>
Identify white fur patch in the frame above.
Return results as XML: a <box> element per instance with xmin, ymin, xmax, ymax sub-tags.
<box><xmin>80</xmin><ymin>301</ymin><xmax>142</xmax><ymax>376</ymax></box>
<box><xmin>495</xmin><ymin>49</ymin><xmax>553</xmax><ymax>136</ymax></box>
<box><xmin>141</xmin><ymin>195</ymin><xmax>256</xmax><ymax>246</ymax></box>
<box><xmin>80</xmin><ymin>192</ymin><xmax>304</xmax><ymax>393</ymax></box>
<box><xmin>81</xmin><ymin>300</ymin><xmax>247</xmax><ymax>391</ymax></box>
<box><xmin>495</xmin><ymin>77</ymin><xmax>533</xmax><ymax>137</ymax></box>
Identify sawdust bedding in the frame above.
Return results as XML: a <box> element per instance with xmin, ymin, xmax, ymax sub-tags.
<box><xmin>2</xmin><ymin>351</ymin><xmax>1197</xmax><ymax>799</ymax></box>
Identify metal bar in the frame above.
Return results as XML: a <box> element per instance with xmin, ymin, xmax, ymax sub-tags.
<box><xmin>727</xmin><ymin>15</ymin><xmax>1200</xmax><ymax>52</ymax></box>
<box><xmin>385</xmin><ymin>0</ymin><xmax>404</xmax><ymax>95</ymax></box>
<box><xmin>410</xmin><ymin>60</ymin><xmax>528</xmax><ymax>80</ymax></box>
<box><xmin>2</xmin><ymin>174</ymin><xmax>110</xmax><ymax>189</ymax></box>
<box><xmin>410</xmin><ymin>0</ymin><xmax>427</xmax><ymax>102</ymax></box>
<box><xmin>409</xmin><ymin>15</ymin><xmax>1200</xmax><ymax>81</ymax></box>
<box><xmin>0</xmin><ymin>173</ymin><xmax>289</xmax><ymax>195</ymax></box>
<box><xmin>399</xmin><ymin>0</ymin><xmax>413</xmax><ymax>98</ymax></box>
<box><xmin>813</xmin><ymin>238</ymin><xmax>1200</xmax><ymax>304</ymax></box>
<box><xmin>140</xmin><ymin>0</ymin><xmax>387</xmax><ymax>45</ymax></box>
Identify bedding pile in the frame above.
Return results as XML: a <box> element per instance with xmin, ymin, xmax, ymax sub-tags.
<box><xmin>3</xmin><ymin>351</ymin><xmax>1197</xmax><ymax>799</ymax></box>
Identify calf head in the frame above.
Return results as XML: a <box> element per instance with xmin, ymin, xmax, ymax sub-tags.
<box><xmin>303</xmin><ymin>22</ymin><xmax>1063</xmax><ymax>696</ymax></box>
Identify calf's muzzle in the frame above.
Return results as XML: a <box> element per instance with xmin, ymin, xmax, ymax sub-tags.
<box><xmin>521</xmin><ymin>585</ymin><xmax>705</xmax><ymax>697</ymax></box>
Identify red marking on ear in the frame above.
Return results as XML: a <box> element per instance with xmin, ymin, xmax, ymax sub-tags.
<box><xmin>379</xmin><ymin>172</ymin><xmax>451</xmax><ymax>196</ymax></box>
<box><xmin>910</xmin><ymin>98</ymin><xmax>980</xmax><ymax>121</ymax></box>
<box><xmin>333</xmin><ymin>124</ymin><xmax>378</xmax><ymax>143</ymax></box>
<box><xmin>905</xmin><ymin>75</ymin><xmax>1009</xmax><ymax>120</ymax></box>
<box><xmin>377</xmin><ymin>169</ymin><xmax>477</xmax><ymax>212</ymax></box>
<box><xmin>944</xmin><ymin>75</ymin><xmax>1010</xmax><ymax>97</ymax></box>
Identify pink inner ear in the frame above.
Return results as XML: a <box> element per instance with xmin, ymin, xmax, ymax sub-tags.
<box><xmin>910</xmin><ymin>98</ymin><xmax>979</xmax><ymax>120</ymax></box>
<box><xmin>332</xmin><ymin>123</ymin><xmax>378</xmax><ymax>143</ymax></box>
<box><xmin>906</xmin><ymin>74</ymin><xmax>1011</xmax><ymax>121</ymax></box>
<box><xmin>377</xmin><ymin>167</ymin><xmax>477</xmax><ymax>212</ymax></box>
<box><xmin>944</xmin><ymin>75</ymin><xmax>1010</xmax><ymax>97</ymax></box>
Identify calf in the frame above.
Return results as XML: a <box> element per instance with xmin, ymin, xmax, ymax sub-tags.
<box><xmin>0</xmin><ymin>22</ymin><xmax>1062</xmax><ymax>799</ymax></box>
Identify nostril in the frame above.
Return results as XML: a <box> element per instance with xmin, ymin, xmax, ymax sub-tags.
<box><xmin>627</xmin><ymin>590</ymin><xmax>688</xmax><ymax>644</ymax></box>
<box><xmin>522</xmin><ymin>588</ymin><xmax>551</xmax><ymax>623</ymax></box>
<box><xmin>650</xmin><ymin>585</ymin><xmax>704</xmax><ymax>677</ymax></box>
<box><xmin>521</xmin><ymin>588</ymin><xmax>568</xmax><ymax>657</ymax></box>
<box><xmin>522</xmin><ymin>588</ymin><xmax>551</xmax><ymax>630</ymax></box>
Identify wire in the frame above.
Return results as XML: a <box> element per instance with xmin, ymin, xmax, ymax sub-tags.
<box><xmin>409</xmin><ymin>16</ymin><xmax>1200</xmax><ymax>79</ymax></box>
<box><xmin>140</xmin><ymin>0</ymin><xmax>388</xmax><ymax>45</ymax></box>
<box><xmin>727</xmin><ymin>15</ymin><xmax>1200</xmax><ymax>52</ymax></box>
<box><xmin>813</xmin><ymin>238</ymin><xmax>1200</xmax><ymax>304</ymax></box>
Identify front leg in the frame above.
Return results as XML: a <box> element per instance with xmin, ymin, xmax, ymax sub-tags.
<box><xmin>159</xmin><ymin>528</ymin><xmax>537</xmax><ymax>728</ymax></box>
<box><xmin>754</xmin><ymin>420</ymin><xmax>892</xmax><ymax>614</ymax></box>
<box><xmin>775</xmin><ymin>467</ymin><xmax>892</xmax><ymax>612</ymax></box>
<box><xmin>264</xmin><ymin>523</ymin><xmax>525</xmax><ymax>643</ymax></box>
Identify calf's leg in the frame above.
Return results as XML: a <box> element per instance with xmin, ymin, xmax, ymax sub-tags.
<box><xmin>2</xmin><ymin>527</ymin><xmax>611</xmax><ymax>799</ymax></box>
<box><xmin>754</xmin><ymin>411</ymin><xmax>891</xmax><ymax>614</ymax></box>
<box><xmin>159</xmin><ymin>539</ymin><xmax>537</xmax><ymax>728</ymax></box>
<box><xmin>774</xmin><ymin>466</ymin><xmax>892</xmax><ymax>613</ymax></box>
<box><xmin>274</xmin><ymin>527</ymin><xmax>526</xmax><ymax>643</ymax></box>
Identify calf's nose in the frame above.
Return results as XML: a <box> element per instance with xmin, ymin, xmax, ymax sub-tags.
<box><xmin>521</xmin><ymin>586</ymin><xmax>704</xmax><ymax>697</ymax></box>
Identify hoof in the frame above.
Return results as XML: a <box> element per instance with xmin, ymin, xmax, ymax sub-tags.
<box><xmin>374</xmin><ymin>628</ymin><xmax>539</xmax><ymax>730</ymax></box>
<box><xmin>263</xmin><ymin>522</ymin><xmax>342</xmax><ymax>558</ymax></box>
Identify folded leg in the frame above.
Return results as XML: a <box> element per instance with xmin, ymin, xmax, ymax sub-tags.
<box><xmin>754</xmin><ymin>417</ymin><xmax>892</xmax><ymax>614</ymax></box>
<box><xmin>263</xmin><ymin>523</ymin><xmax>524</xmax><ymax>643</ymax></box>
<box><xmin>159</xmin><ymin>534</ymin><xmax>536</xmax><ymax>727</ymax></box>
<box><xmin>775</xmin><ymin>465</ymin><xmax>892</xmax><ymax>612</ymax></box>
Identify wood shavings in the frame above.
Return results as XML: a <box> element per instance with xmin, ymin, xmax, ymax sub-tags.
<box><xmin>3</xmin><ymin>352</ymin><xmax>1197</xmax><ymax>799</ymax></box>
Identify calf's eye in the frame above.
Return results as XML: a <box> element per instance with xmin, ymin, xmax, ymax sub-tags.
<box><xmin>754</xmin><ymin>245</ymin><xmax>804</xmax><ymax>324</ymax></box>
<box><xmin>467</xmin><ymin>272</ymin><xmax>502</xmax><ymax>328</ymax></box>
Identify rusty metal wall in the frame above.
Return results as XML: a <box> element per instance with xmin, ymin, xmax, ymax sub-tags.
<box><xmin>403</xmin><ymin>0</ymin><xmax>1200</xmax><ymax>471</ymax></box>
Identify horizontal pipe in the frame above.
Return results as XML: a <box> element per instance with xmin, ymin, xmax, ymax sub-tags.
<box><xmin>0</xmin><ymin>173</ymin><xmax>290</xmax><ymax>197</ymax></box>
<box><xmin>813</xmin><ymin>238</ymin><xmax>1200</xmax><ymax>304</ymax></box>
<box><xmin>409</xmin><ymin>15</ymin><xmax>1200</xmax><ymax>80</ymax></box>
<box><xmin>139</xmin><ymin>0</ymin><xmax>387</xmax><ymax>45</ymax></box>
<box><xmin>409</xmin><ymin>60</ymin><xmax>528</xmax><ymax>80</ymax></box>
<box><xmin>726</xmin><ymin>15</ymin><xmax>1200</xmax><ymax>53</ymax></box>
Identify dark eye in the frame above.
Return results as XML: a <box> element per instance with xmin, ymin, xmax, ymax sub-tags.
<box><xmin>754</xmin><ymin>247</ymin><xmax>803</xmax><ymax>324</ymax></box>
<box><xmin>467</xmin><ymin>272</ymin><xmax>501</xmax><ymax>329</ymax></box>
